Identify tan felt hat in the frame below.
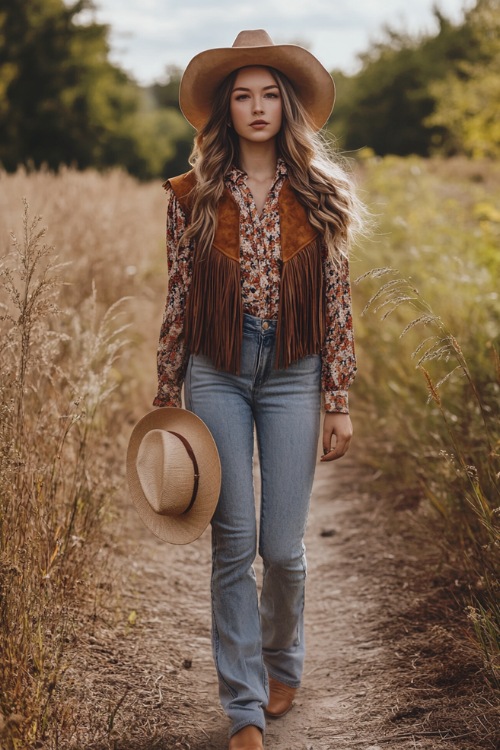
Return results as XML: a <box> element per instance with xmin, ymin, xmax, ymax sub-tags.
<box><xmin>126</xmin><ymin>408</ymin><xmax>221</xmax><ymax>544</ymax></box>
<box><xmin>179</xmin><ymin>29</ymin><xmax>335</xmax><ymax>132</ymax></box>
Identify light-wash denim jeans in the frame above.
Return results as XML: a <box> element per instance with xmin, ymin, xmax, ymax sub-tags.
<box><xmin>184</xmin><ymin>313</ymin><xmax>321</xmax><ymax>736</ymax></box>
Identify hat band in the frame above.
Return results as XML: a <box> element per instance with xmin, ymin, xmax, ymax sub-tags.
<box><xmin>168</xmin><ymin>431</ymin><xmax>200</xmax><ymax>514</ymax></box>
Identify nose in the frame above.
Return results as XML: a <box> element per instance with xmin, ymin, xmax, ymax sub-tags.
<box><xmin>253</xmin><ymin>98</ymin><xmax>264</xmax><ymax>114</ymax></box>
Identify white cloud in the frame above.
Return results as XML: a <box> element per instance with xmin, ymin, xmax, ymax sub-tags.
<box><xmin>87</xmin><ymin>0</ymin><xmax>468</xmax><ymax>84</ymax></box>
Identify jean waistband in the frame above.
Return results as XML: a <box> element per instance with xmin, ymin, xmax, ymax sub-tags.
<box><xmin>242</xmin><ymin>312</ymin><xmax>277</xmax><ymax>336</ymax></box>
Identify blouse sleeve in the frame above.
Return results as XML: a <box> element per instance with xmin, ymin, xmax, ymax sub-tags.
<box><xmin>152</xmin><ymin>186</ymin><xmax>193</xmax><ymax>408</ymax></box>
<box><xmin>321</xmin><ymin>248</ymin><xmax>357</xmax><ymax>413</ymax></box>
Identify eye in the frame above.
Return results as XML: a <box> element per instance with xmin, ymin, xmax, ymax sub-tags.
<box><xmin>265</xmin><ymin>92</ymin><xmax>279</xmax><ymax>99</ymax></box>
<box><xmin>234</xmin><ymin>94</ymin><xmax>249</xmax><ymax>101</ymax></box>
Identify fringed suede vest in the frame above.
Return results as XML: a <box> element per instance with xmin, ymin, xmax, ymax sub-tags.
<box><xmin>164</xmin><ymin>170</ymin><xmax>325</xmax><ymax>374</ymax></box>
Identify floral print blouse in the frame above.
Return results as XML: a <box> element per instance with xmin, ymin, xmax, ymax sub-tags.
<box><xmin>153</xmin><ymin>158</ymin><xmax>356</xmax><ymax>413</ymax></box>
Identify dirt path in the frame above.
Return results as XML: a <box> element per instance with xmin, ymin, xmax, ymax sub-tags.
<box><xmin>63</xmin><ymin>444</ymin><xmax>497</xmax><ymax>750</ymax></box>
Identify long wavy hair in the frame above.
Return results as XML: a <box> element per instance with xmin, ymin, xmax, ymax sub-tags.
<box><xmin>181</xmin><ymin>66</ymin><xmax>364</xmax><ymax>265</ymax></box>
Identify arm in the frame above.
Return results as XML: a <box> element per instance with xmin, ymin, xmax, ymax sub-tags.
<box><xmin>152</xmin><ymin>187</ymin><xmax>193</xmax><ymax>408</ymax></box>
<box><xmin>320</xmin><ymin>249</ymin><xmax>357</xmax><ymax>462</ymax></box>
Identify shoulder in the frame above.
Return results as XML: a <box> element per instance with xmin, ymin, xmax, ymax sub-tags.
<box><xmin>162</xmin><ymin>170</ymin><xmax>197</xmax><ymax>220</ymax></box>
<box><xmin>162</xmin><ymin>170</ymin><xmax>197</xmax><ymax>204</ymax></box>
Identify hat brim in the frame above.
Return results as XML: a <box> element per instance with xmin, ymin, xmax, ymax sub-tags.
<box><xmin>179</xmin><ymin>44</ymin><xmax>335</xmax><ymax>132</ymax></box>
<box><xmin>126</xmin><ymin>408</ymin><xmax>221</xmax><ymax>544</ymax></box>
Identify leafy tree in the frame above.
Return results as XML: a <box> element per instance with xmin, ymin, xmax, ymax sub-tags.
<box><xmin>150</xmin><ymin>65</ymin><xmax>183</xmax><ymax>110</ymax></box>
<box><xmin>0</xmin><ymin>0</ymin><xmax>141</xmax><ymax>171</ymax></box>
<box><xmin>148</xmin><ymin>66</ymin><xmax>194</xmax><ymax>175</ymax></box>
<box><xmin>121</xmin><ymin>106</ymin><xmax>193</xmax><ymax>179</ymax></box>
<box><xmin>426</xmin><ymin>0</ymin><xmax>500</xmax><ymax>157</ymax></box>
<box><xmin>329</xmin><ymin>6</ymin><xmax>480</xmax><ymax>156</ymax></box>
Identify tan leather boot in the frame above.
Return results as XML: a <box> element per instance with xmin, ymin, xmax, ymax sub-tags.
<box><xmin>228</xmin><ymin>725</ymin><xmax>264</xmax><ymax>750</ymax></box>
<box><xmin>264</xmin><ymin>676</ymin><xmax>297</xmax><ymax>718</ymax></box>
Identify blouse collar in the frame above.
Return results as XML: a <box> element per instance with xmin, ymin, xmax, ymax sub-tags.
<box><xmin>226</xmin><ymin>157</ymin><xmax>288</xmax><ymax>188</ymax></box>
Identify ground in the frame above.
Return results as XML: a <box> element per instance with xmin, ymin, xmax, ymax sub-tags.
<box><xmin>61</xmin><ymin>444</ymin><xmax>499</xmax><ymax>750</ymax></box>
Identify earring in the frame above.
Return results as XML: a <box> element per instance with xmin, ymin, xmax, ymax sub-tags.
<box><xmin>227</xmin><ymin>121</ymin><xmax>232</xmax><ymax>128</ymax></box>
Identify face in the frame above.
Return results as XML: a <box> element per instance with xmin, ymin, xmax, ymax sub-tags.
<box><xmin>229</xmin><ymin>66</ymin><xmax>282</xmax><ymax>144</ymax></box>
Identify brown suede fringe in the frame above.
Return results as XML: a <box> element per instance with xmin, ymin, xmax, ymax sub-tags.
<box><xmin>165</xmin><ymin>169</ymin><xmax>326</xmax><ymax>374</ymax></box>
<box><xmin>184</xmin><ymin>247</ymin><xmax>243</xmax><ymax>373</ymax></box>
<box><xmin>276</xmin><ymin>236</ymin><xmax>324</xmax><ymax>369</ymax></box>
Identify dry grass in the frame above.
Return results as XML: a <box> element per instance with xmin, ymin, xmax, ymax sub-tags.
<box><xmin>353</xmin><ymin>155</ymin><xmax>500</xmax><ymax>689</ymax></box>
<box><xmin>0</xmin><ymin>166</ymin><xmax>167</xmax><ymax>749</ymax></box>
<box><xmin>0</xmin><ymin>164</ymin><xmax>167</xmax><ymax>411</ymax></box>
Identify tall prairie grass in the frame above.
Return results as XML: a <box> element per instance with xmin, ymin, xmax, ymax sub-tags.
<box><xmin>353</xmin><ymin>154</ymin><xmax>500</xmax><ymax>685</ymax></box>
<box><xmin>0</xmin><ymin>166</ymin><xmax>166</xmax><ymax>748</ymax></box>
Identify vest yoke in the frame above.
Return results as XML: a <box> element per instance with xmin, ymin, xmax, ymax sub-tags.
<box><xmin>164</xmin><ymin>170</ymin><xmax>319</xmax><ymax>262</ymax></box>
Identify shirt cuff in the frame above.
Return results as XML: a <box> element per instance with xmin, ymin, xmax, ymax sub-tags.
<box><xmin>324</xmin><ymin>390</ymin><xmax>349</xmax><ymax>414</ymax></box>
<box><xmin>152</xmin><ymin>386</ymin><xmax>182</xmax><ymax>409</ymax></box>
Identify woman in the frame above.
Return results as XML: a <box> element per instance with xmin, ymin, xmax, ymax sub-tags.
<box><xmin>153</xmin><ymin>29</ymin><xmax>362</xmax><ymax>750</ymax></box>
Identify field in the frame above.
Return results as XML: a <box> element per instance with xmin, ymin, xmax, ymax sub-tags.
<box><xmin>353</xmin><ymin>155</ymin><xmax>499</xmax><ymax>685</ymax></box>
<box><xmin>0</xmin><ymin>157</ymin><xmax>498</xmax><ymax>748</ymax></box>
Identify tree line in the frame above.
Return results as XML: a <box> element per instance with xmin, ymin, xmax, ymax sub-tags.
<box><xmin>0</xmin><ymin>0</ymin><xmax>498</xmax><ymax>180</ymax></box>
<box><xmin>330</xmin><ymin>0</ymin><xmax>500</xmax><ymax>159</ymax></box>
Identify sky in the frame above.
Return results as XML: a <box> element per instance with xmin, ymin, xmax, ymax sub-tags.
<box><xmin>82</xmin><ymin>0</ymin><xmax>470</xmax><ymax>85</ymax></box>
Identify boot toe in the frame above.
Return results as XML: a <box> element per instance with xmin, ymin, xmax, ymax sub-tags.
<box><xmin>264</xmin><ymin>677</ymin><xmax>297</xmax><ymax>718</ymax></box>
<box><xmin>228</xmin><ymin>724</ymin><xmax>264</xmax><ymax>749</ymax></box>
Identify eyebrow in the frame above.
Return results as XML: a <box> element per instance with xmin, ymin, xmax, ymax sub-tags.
<box><xmin>232</xmin><ymin>85</ymin><xmax>280</xmax><ymax>92</ymax></box>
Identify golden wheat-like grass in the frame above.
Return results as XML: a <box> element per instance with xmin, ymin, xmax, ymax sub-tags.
<box><xmin>0</xmin><ymin>166</ymin><xmax>168</xmax><ymax>749</ymax></box>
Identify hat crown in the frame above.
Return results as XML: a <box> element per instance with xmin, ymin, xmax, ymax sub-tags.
<box><xmin>179</xmin><ymin>28</ymin><xmax>335</xmax><ymax>132</ymax></box>
<box><xmin>127</xmin><ymin>407</ymin><xmax>221</xmax><ymax>544</ymax></box>
<box><xmin>136</xmin><ymin>430</ymin><xmax>195</xmax><ymax>517</ymax></box>
<box><xmin>232</xmin><ymin>29</ymin><xmax>274</xmax><ymax>49</ymax></box>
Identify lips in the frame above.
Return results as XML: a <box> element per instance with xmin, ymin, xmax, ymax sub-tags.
<box><xmin>250</xmin><ymin>120</ymin><xmax>268</xmax><ymax>126</ymax></box>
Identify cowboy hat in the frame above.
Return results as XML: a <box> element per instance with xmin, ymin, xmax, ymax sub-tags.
<box><xmin>126</xmin><ymin>407</ymin><xmax>221</xmax><ymax>544</ymax></box>
<box><xmin>179</xmin><ymin>29</ymin><xmax>335</xmax><ymax>132</ymax></box>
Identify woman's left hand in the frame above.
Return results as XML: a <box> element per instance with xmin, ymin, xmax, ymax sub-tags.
<box><xmin>320</xmin><ymin>412</ymin><xmax>353</xmax><ymax>462</ymax></box>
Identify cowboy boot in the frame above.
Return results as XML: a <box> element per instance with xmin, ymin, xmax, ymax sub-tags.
<box><xmin>264</xmin><ymin>676</ymin><xmax>297</xmax><ymax>718</ymax></box>
<box><xmin>228</xmin><ymin>725</ymin><xmax>264</xmax><ymax>749</ymax></box>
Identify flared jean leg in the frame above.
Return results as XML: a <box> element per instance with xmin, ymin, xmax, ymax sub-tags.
<box><xmin>184</xmin><ymin>349</ymin><xmax>268</xmax><ymax>736</ymax></box>
<box><xmin>184</xmin><ymin>314</ymin><xmax>321</xmax><ymax>734</ymax></box>
<box><xmin>254</xmin><ymin>354</ymin><xmax>321</xmax><ymax>687</ymax></box>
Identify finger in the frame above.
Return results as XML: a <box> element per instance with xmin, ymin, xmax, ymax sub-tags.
<box><xmin>320</xmin><ymin>434</ymin><xmax>351</xmax><ymax>462</ymax></box>
<box><xmin>320</xmin><ymin>447</ymin><xmax>336</xmax><ymax>462</ymax></box>
<box><xmin>322</xmin><ymin>427</ymin><xmax>333</xmax><ymax>455</ymax></box>
<box><xmin>336</xmin><ymin>432</ymin><xmax>351</xmax><ymax>456</ymax></box>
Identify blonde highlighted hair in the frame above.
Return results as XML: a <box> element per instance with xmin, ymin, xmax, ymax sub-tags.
<box><xmin>181</xmin><ymin>66</ymin><xmax>364</xmax><ymax>264</ymax></box>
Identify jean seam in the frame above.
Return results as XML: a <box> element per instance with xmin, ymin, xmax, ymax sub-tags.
<box><xmin>257</xmin><ymin>431</ymin><xmax>266</xmax><ymax>558</ymax></box>
<box><xmin>252</xmin><ymin>334</ymin><xmax>264</xmax><ymax>390</ymax></box>
<box><xmin>211</xmin><ymin>531</ymin><xmax>238</xmax><ymax>699</ymax></box>
<box><xmin>296</xmin><ymin>550</ymin><xmax>307</xmax><ymax>647</ymax></box>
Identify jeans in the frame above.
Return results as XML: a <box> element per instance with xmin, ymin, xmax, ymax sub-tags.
<box><xmin>184</xmin><ymin>313</ymin><xmax>321</xmax><ymax>736</ymax></box>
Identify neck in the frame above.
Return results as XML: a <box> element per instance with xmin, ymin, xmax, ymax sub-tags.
<box><xmin>238</xmin><ymin>139</ymin><xmax>278</xmax><ymax>179</ymax></box>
